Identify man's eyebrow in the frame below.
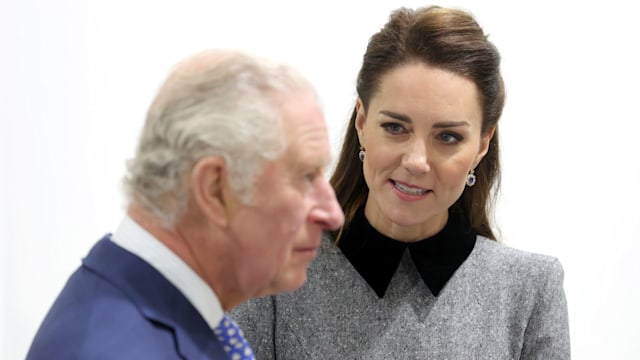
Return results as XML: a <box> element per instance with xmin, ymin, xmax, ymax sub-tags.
<box><xmin>294</xmin><ymin>154</ymin><xmax>330</xmax><ymax>172</ymax></box>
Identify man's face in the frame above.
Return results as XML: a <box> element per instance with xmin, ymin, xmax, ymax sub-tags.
<box><xmin>227</xmin><ymin>92</ymin><xmax>344</xmax><ymax>297</ymax></box>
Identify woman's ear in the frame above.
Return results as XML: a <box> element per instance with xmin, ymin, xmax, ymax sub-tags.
<box><xmin>355</xmin><ymin>98</ymin><xmax>366</xmax><ymax>145</ymax></box>
<box><xmin>473</xmin><ymin>127</ymin><xmax>496</xmax><ymax>168</ymax></box>
<box><xmin>190</xmin><ymin>156</ymin><xmax>230</xmax><ymax>228</ymax></box>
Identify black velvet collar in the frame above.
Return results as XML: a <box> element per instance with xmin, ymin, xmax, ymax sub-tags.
<box><xmin>337</xmin><ymin>207</ymin><xmax>476</xmax><ymax>298</ymax></box>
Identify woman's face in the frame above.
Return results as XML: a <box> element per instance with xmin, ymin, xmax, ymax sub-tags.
<box><xmin>356</xmin><ymin>63</ymin><xmax>494</xmax><ymax>241</ymax></box>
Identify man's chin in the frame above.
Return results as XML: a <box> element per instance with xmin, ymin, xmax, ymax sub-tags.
<box><xmin>260</xmin><ymin>271</ymin><xmax>308</xmax><ymax>297</ymax></box>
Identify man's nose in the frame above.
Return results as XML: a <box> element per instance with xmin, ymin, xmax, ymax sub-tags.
<box><xmin>309</xmin><ymin>177</ymin><xmax>344</xmax><ymax>230</ymax></box>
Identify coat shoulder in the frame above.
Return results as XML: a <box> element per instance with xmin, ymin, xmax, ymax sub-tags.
<box><xmin>471</xmin><ymin>237</ymin><xmax>565</xmax><ymax>287</ymax></box>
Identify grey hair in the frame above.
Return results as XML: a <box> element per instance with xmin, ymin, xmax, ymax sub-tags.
<box><xmin>123</xmin><ymin>49</ymin><xmax>315</xmax><ymax>227</ymax></box>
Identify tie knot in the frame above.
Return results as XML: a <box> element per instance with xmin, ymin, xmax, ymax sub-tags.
<box><xmin>214</xmin><ymin>315</ymin><xmax>255</xmax><ymax>360</ymax></box>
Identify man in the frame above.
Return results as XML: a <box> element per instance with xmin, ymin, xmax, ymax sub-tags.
<box><xmin>27</xmin><ymin>49</ymin><xmax>344</xmax><ymax>359</ymax></box>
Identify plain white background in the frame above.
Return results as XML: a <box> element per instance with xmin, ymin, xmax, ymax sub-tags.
<box><xmin>1</xmin><ymin>0</ymin><xmax>639</xmax><ymax>358</ymax></box>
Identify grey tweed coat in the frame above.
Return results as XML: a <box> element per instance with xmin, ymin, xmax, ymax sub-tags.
<box><xmin>232</xmin><ymin>236</ymin><xmax>570</xmax><ymax>359</ymax></box>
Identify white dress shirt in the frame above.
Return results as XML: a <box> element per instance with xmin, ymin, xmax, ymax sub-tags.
<box><xmin>111</xmin><ymin>215</ymin><xmax>223</xmax><ymax>329</ymax></box>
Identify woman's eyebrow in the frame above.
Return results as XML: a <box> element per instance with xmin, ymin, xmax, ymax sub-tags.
<box><xmin>379</xmin><ymin>110</ymin><xmax>412</xmax><ymax>123</ymax></box>
<box><xmin>433</xmin><ymin>121</ymin><xmax>470</xmax><ymax>128</ymax></box>
<box><xmin>380</xmin><ymin>110</ymin><xmax>470</xmax><ymax>128</ymax></box>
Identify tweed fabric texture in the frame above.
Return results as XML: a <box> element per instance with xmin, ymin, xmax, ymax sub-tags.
<box><xmin>232</xmin><ymin>236</ymin><xmax>570</xmax><ymax>359</ymax></box>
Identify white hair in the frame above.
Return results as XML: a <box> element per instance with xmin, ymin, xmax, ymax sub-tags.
<box><xmin>123</xmin><ymin>49</ymin><xmax>315</xmax><ymax>227</ymax></box>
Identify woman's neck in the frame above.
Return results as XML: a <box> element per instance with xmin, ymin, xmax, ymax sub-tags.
<box><xmin>363</xmin><ymin>203</ymin><xmax>448</xmax><ymax>242</ymax></box>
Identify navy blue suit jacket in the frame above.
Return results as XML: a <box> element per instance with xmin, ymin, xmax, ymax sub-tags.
<box><xmin>27</xmin><ymin>236</ymin><xmax>228</xmax><ymax>359</ymax></box>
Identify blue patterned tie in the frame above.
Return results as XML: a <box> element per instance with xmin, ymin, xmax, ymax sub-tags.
<box><xmin>213</xmin><ymin>314</ymin><xmax>255</xmax><ymax>360</ymax></box>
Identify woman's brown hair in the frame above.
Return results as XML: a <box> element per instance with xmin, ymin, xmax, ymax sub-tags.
<box><xmin>330</xmin><ymin>6</ymin><xmax>505</xmax><ymax>242</ymax></box>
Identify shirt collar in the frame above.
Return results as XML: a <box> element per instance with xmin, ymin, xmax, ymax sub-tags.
<box><xmin>338</xmin><ymin>207</ymin><xmax>476</xmax><ymax>298</ymax></box>
<box><xmin>111</xmin><ymin>215</ymin><xmax>224</xmax><ymax>329</ymax></box>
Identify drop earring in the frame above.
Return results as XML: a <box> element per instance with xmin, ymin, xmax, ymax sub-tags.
<box><xmin>466</xmin><ymin>169</ymin><xmax>476</xmax><ymax>187</ymax></box>
<box><xmin>358</xmin><ymin>148</ymin><xmax>365</xmax><ymax>162</ymax></box>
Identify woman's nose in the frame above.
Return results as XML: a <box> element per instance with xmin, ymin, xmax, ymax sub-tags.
<box><xmin>402</xmin><ymin>140</ymin><xmax>430</xmax><ymax>174</ymax></box>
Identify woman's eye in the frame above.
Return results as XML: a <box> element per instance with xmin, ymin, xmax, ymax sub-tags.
<box><xmin>381</xmin><ymin>122</ymin><xmax>406</xmax><ymax>134</ymax></box>
<box><xmin>439</xmin><ymin>132</ymin><xmax>463</xmax><ymax>144</ymax></box>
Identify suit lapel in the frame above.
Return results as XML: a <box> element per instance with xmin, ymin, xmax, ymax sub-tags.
<box><xmin>83</xmin><ymin>237</ymin><xmax>228</xmax><ymax>359</ymax></box>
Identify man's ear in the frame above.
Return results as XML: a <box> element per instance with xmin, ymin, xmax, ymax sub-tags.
<box><xmin>190</xmin><ymin>156</ymin><xmax>230</xmax><ymax>228</ymax></box>
<box><xmin>473</xmin><ymin>126</ymin><xmax>496</xmax><ymax>168</ymax></box>
<box><xmin>355</xmin><ymin>98</ymin><xmax>366</xmax><ymax>145</ymax></box>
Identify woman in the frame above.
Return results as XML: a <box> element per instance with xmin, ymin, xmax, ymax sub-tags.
<box><xmin>232</xmin><ymin>6</ymin><xmax>570</xmax><ymax>359</ymax></box>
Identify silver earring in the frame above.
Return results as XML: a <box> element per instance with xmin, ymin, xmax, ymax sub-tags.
<box><xmin>466</xmin><ymin>170</ymin><xmax>476</xmax><ymax>187</ymax></box>
<box><xmin>358</xmin><ymin>149</ymin><xmax>365</xmax><ymax>162</ymax></box>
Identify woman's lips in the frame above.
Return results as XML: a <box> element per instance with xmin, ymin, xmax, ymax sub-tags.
<box><xmin>391</xmin><ymin>180</ymin><xmax>429</xmax><ymax>194</ymax></box>
<box><xmin>390</xmin><ymin>180</ymin><xmax>431</xmax><ymax>200</ymax></box>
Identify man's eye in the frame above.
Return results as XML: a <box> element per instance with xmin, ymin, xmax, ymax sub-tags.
<box><xmin>304</xmin><ymin>171</ymin><xmax>320</xmax><ymax>182</ymax></box>
<box><xmin>381</xmin><ymin>122</ymin><xmax>406</xmax><ymax>134</ymax></box>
